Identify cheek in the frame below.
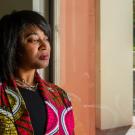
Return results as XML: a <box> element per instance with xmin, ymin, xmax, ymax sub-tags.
<box><xmin>25</xmin><ymin>45</ymin><xmax>38</xmax><ymax>54</ymax></box>
<box><xmin>48</xmin><ymin>44</ymin><xmax>51</xmax><ymax>53</ymax></box>
<box><xmin>22</xmin><ymin>47</ymin><xmax>38</xmax><ymax>61</ymax></box>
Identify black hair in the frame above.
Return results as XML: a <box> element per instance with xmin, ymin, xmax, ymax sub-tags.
<box><xmin>0</xmin><ymin>10</ymin><xmax>51</xmax><ymax>81</ymax></box>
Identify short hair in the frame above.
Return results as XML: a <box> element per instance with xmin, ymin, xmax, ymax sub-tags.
<box><xmin>0</xmin><ymin>10</ymin><xmax>51</xmax><ymax>81</ymax></box>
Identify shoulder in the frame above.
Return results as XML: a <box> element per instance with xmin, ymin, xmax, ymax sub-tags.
<box><xmin>45</xmin><ymin>81</ymin><xmax>72</xmax><ymax>107</ymax></box>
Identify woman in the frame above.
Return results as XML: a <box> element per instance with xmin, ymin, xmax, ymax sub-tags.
<box><xmin>0</xmin><ymin>10</ymin><xmax>74</xmax><ymax>135</ymax></box>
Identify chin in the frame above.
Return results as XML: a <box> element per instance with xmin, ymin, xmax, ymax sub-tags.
<box><xmin>36</xmin><ymin>63</ymin><xmax>49</xmax><ymax>69</ymax></box>
<box><xmin>33</xmin><ymin>61</ymin><xmax>50</xmax><ymax>69</ymax></box>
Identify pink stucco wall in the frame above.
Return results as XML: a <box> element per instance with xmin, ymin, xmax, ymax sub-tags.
<box><xmin>60</xmin><ymin>0</ymin><xmax>97</xmax><ymax>134</ymax></box>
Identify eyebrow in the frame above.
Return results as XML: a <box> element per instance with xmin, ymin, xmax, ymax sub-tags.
<box><xmin>25</xmin><ymin>32</ymin><xmax>38</xmax><ymax>38</ymax></box>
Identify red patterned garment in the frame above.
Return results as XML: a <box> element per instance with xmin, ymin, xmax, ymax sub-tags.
<box><xmin>0</xmin><ymin>72</ymin><xmax>75</xmax><ymax>135</ymax></box>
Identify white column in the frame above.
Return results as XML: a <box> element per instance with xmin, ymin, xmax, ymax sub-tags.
<box><xmin>98</xmin><ymin>0</ymin><xmax>133</xmax><ymax>129</ymax></box>
<box><xmin>53</xmin><ymin>0</ymin><xmax>61</xmax><ymax>85</ymax></box>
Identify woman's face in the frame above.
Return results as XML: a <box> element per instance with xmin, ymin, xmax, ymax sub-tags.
<box><xmin>17</xmin><ymin>26</ymin><xmax>51</xmax><ymax>70</ymax></box>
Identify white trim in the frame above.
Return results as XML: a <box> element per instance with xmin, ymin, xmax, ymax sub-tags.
<box><xmin>32</xmin><ymin>0</ymin><xmax>40</xmax><ymax>12</ymax></box>
<box><xmin>61</xmin><ymin>107</ymin><xmax>72</xmax><ymax>135</ymax></box>
<box><xmin>53</xmin><ymin>0</ymin><xmax>61</xmax><ymax>85</ymax></box>
<box><xmin>32</xmin><ymin>0</ymin><xmax>44</xmax><ymax>15</ymax></box>
<box><xmin>45</xmin><ymin>101</ymin><xmax>59</xmax><ymax>134</ymax></box>
<box><xmin>5</xmin><ymin>88</ymin><xmax>21</xmax><ymax>115</ymax></box>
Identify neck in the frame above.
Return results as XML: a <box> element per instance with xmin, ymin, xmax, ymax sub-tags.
<box><xmin>15</xmin><ymin>68</ymin><xmax>36</xmax><ymax>85</ymax></box>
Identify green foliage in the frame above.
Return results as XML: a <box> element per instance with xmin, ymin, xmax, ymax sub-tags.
<box><xmin>133</xmin><ymin>46</ymin><xmax>135</xmax><ymax>51</ymax></box>
<box><xmin>134</xmin><ymin>0</ymin><xmax>135</xmax><ymax>49</ymax></box>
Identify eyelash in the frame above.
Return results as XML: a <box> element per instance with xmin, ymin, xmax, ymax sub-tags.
<box><xmin>33</xmin><ymin>39</ymin><xmax>40</xmax><ymax>43</ymax></box>
<box><xmin>27</xmin><ymin>38</ymin><xmax>49</xmax><ymax>44</ymax></box>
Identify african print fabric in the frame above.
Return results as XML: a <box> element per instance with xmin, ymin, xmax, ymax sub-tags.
<box><xmin>0</xmin><ymin>72</ymin><xmax>75</xmax><ymax>135</ymax></box>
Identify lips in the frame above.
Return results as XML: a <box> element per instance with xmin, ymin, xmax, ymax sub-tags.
<box><xmin>39</xmin><ymin>54</ymin><xmax>49</xmax><ymax>60</ymax></box>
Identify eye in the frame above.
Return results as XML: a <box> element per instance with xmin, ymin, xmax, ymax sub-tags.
<box><xmin>43</xmin><ymin>37</ymin><xmax>49</xmax><ymax>42</ymax></box>
<box><xmin>45</xmin><ymin>37</ymin><xmax>49</xmax><ymax>41</ymax></box>
<box><xmin>27</xmin><ymin>38</ymin><xmax>40</xmax><ymax>45</ymax></box>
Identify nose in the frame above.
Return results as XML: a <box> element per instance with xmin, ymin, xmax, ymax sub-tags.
<box><xmin>39</xmin><ymin>40</ymin><xmax>49</xmax><ymax>50</ymax></box>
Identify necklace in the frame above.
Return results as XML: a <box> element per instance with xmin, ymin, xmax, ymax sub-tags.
<box><xmin>16</xmin><ymin>79</ymin><xmax>38</xmax><ymax>92</ymax></box>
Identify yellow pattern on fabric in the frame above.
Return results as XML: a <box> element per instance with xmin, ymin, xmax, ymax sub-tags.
<box><xmin>0</xmin><ymin>113</ymin><xmax>18</xmax><ymax>135</ymax></box>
